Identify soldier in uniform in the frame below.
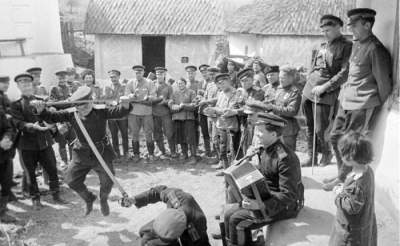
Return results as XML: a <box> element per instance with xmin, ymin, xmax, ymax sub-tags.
<box><xmin>27</xmin><ymin>67</ymin><xmax>48</xmax><ymax>96</ymax></box>
<box><xmin>104</xmin><ymin>69</ymin><xmax>129</xmax><ymax>160</ymax></box>
<box><xmin>0</xmin><ymin>75</ymin><xmax>17</xmax><ymax>223</ymax></box>
<box><xmin>125</xmin><ymin>65</ymin><xmax>157</xmax><ymax>162</ymax></box>
<box><xmin>204</xmin><ymin>73</ymin><xmax>242</xmax><ymax>175</ymax></box>
<box><xmin>185</xmin><ymin>65</ymin><xmax>203</xmax><ymax>149</ymax></box>
<box><xmin>197</xmin><ymin>64</ymin><xmax>214</xmax><ymax>159</ymax></box>
<box><xmin>323</xmin><ymin>8</ymin><xmax>393</xmax><ymax>191</ymax></box>
<box><xmin>199</xmin><ymin>66</ymin><xmax>221</xmax><ymax>164</ymax></box>
<box><xmin>126</xmin><ymin>185</ymin><xmax>211</xmax><ymax>246</ymax></box>
<box><xmin>220</xmin><ymin>112</ymin><xmax>303</xmax><ymax>246</ymax></box>
<box><xmin>152</xmin><ymin>67</ymin><xmax>176</xmax><ymax>159</ymax></box>
<box><xmin>10</xmin><ymin>73</ymin><xmax>66</xmax><ymax>210</ymax></box>
<box><xmin>263</xmin><ymin>66</ymin><xmax>280</xmax><ymax>99</ymax></box>
<box><xmin>50</xmin><ymin>70</ymin><xmax>74</xmax><ymax>169</ymax></box>
<box><xmin>32</xmin><ymin>86</ymin><xmax>132</xmax><ymax>216</ymax></box>
<box><xmin>261</xmin><ymin>66</ymin><xmax>302</xmax><ymax>151</ymax></box>
<box><xmin>235</xmin><ymin>68</ymin><xmax>265</xmax><ymax>154</ymax></box>
<box><xmin>301</xmin><ymin>15</ymin><xmax>352</xmax><ymax>167</ymax></box>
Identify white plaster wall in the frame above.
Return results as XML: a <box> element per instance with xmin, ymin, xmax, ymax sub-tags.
<box><xmin>0</xmin><ymin>54</ymin><xmax>73</xmax><ymax>100</ymax></box>
<box><xmin>0</xmin><ymin>0</ymin><xmax>64</xmax><ymax>55</ymax></box>
<box><xmin>357</xmin><ymin>0</ymin><xmax>400</xmax><ymax>227</ymax></box>
<box><xmin>94</xmin><ymin>34</ymin><xmax>142</xmax><ymax>83</ymax></box>
<box><xmin>165</xmin><ymin>35</ymin><xmax>213</xmax><ymax>80</ymax></box>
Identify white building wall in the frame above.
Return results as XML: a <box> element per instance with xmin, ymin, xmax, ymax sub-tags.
<box><xmin>94</xmin><ymin>34</ymin><xmax>142</xmax><ymax>85</ymax></box>
<box><xmin>165</xmin><ymin>35</ymin><xmax>214</xmax><ymax>80</ymax></box>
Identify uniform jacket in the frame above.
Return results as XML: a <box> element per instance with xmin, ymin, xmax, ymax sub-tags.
<box><xmin>263</xmin><ymin>82</ymin><xmax>280</xmax><ymax>103</ymax></box>
<box><xmin>255</xmin><ymin>140</ymin><xmax>303</xmax><ymax>219</ymax></box>
<box><xmin>169</xmin><ymin>88</ymin><xmax>197</xmax><ymax>121</ymax></box>
<box><xmin>10</xmin><ymin>95</ymin><xmax>54</xmax><ymax>151</ymax></box>
<box><xmin>215</xmin><ymin>89</ymin><xmax>241</xmax><ymax>131</ymax></box>
<box><xmin>38</xmin><ymin>104</ymin><xmax>131</xmax><ymax>163</ymax></box>
<box><xmin>303</xmin><ymin>35</ymin><xmax>353</xmax><ymax>105</ymax></box>
<box><xmin>339</xmin><ymin>34</ymin><xmax>393</xmax><ymax>110</ymax></box>
<box><xmin>330</xmin><ymin>166</ymin><xmax>376</xmax><ymax>246</ymax></box>
<box><xmin>135</xmin><ymin>186</ymin><xmax>211</xmax><ymax>246</ymax></box>
<box><xmin>269</xmin><ymin>85</ymin><xmax>301</xmax><ymax>136</ymax></box>
<box><xmin>187</xmin><ymin>80</ymin><xmax>204</xmax><ymax>95</ymax></box>
<box><xmin>125</xmin><ymin>78</ymin><xmax>155</xmax><ymax>116</ymax></box>
<box><xmin>153</xmin><ymin>82</ymin><xmax>173</xmax><ymax>117</ymax></box>
<box><xmin>104</xmin><ymin>82</ymin><xmax>127</xmax><ymax>120</ymax></box>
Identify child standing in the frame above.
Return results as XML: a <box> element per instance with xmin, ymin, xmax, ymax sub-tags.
<box><xmin>329</xmin><ymin>131</ymin><xmax>376</xmax><ymax>246</ymax></box>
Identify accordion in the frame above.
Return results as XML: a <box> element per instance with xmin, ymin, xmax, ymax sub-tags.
<box><xmin>224</xmin><ymin>160</ymin><xmax>270</xmax><ymax>219</ymax></box>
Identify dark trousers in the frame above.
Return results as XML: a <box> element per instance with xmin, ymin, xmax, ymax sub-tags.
<box><xmin>66</xmin><ymin>147</ymin><xmax>115</xmax><ymax>201</ymax></box>
<box><xmin>330</xmin><ymin>105</ymin><xmax>381</xmax><ymax>181</ymax></box>
<box><xmin>302</xmin><ymin>98</ymin><xmax>335</xmax><ymax>155</ymax></box>
<box><xmin>20</xmin><ymin>147</ymin><xmax>60</xmax><ymax>200</ymax></box>
<box><xmin>0</xmin><ymin>159</ymin><xmax>13</xmax><ymax>197</ymax></box>
<box><xmin>108</xmin><ymin>119</ymin><xmax>129</xmax><ymax>156</ymax></box>
<box><xmin>199</xmin><ymin>114</ymin><xmax>211</xmax><ymax>153</ymax></box>
<box><xmin>153</xmin><ymin>114</ymin><xmax>174</xmax><ymax>153</ymax></box>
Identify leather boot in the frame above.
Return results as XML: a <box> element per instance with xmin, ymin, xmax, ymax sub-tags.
<box><xmin>52</xmin><ymin>192</ymin><xmax>68</xmax><ymax>204</ymax></box>
<box><xmin>100</xmin><ymin>197</ymin><xmax>110</xmax><ymax>216</ymax></box>
<box><xmin>76</xmin><ymin>190</ymin><xmax>97</xmax><ymax>216</ymax></box>
<box><xmin>131</xmin><ymin>141</ymin><xmax>140</xmax><ymax>162</ymax></box>
<box><xmin>0</xmin><ymin>196</ymin><xmax>17</xmax><ymax>223</ymax></box>
<box><xmin>180</xmin><ymin>144</ymin><xmax>189</xmax><ymax>160</ymax></box>
<box><xmin>168</xmin><ymin>140</ymin><xmax>178</xmax><ymax>158</ymax></box>
<box><xmin>301</xmin><ymin>134</ymin><xmax>317</xmax><ymax>167</ymax></box>
<box><xmin>32</xmin><ymin>198</ymin><xmax>44</xmax><ymax>210</ymax></box>
<box><xmin>156</xmin><ymin>140</ymin><xmax>166</xmax><ymax>154</ymax></box>
<box><xmin>204</xmin><ymin>139</ymin><xmax>212</xmax><ymax>157</ymax></box>
<box><xmin>187</xmin><ymin>145</ymin><xmax>198</xmax><ymax>165</ymax></box>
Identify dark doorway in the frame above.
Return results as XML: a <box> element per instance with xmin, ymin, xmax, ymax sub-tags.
<box><xmin>142</xmin><ymin>36</ymin><xmax>166</xmax><ymax>76</ymax></box>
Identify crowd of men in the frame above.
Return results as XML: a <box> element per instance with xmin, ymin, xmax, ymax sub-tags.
<box><xmin>0</xmin><ymin>7</ymin><xmax>393</xmax><ymax>246</ymax></box>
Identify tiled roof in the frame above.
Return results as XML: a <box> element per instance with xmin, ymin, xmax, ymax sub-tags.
<box><xmin>85</xmin><ymin>0</ymin><xmax>225</xmax><ymax>35</ymax></box>
<box><xmin>226</xmin><ymin>0</ymin><xmax>356</xmax><ymax>35</ymax></box>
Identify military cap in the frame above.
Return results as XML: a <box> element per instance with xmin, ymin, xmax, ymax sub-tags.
<box><xmin>154</xmin><ymin>67</ymin><xmax>167</xmax><ymax>72</ymax></box>
<box><xmin>68</xmin><ymin>85</ymin><xmax>92</xmax><ymax>102</ymax></box>
<box><xmin>347</xmin><ymin>8</ymin><xmax>376</xmax><ymax>25</ymax></box>
<box><xmin>215</xmin><ymin>73</ymin><xmax>231</xmax><ymax>83</ymax></box>
<box><xmin>132</xmin><ymin>65</ymin><xmax>145</xmax><ymax>70</ymax></box>
<box><xmin>184</xmin><ymin>65</ymin><xmax>197</xmax><ymax>71</ymax></box>
<box><xmin>237</xmin><ymin>68</ymin><xmax>254</xmax><ymax>80</ymax></box>
<box><xmin>153</xmin><ymin>209</ymin><xmax>187</xmax><ymax>241</ymax></box>
<box><xmin>55</xmin><ymin>70</ymin><xmax>67</xmax><ymax>77</ymax></box>
<box><xmin>26</xmin><ymin>67</ymin><xmax>42</xmax><ymax>73</ymax></box>
<box><xmin>320</xmin><ymin>15</ymin><xmax>344</xmax><ymax>27</ymax></box>
<box><xmin>207</xmin><ymin>66</ymin><xmax>220</xmax><ymax>73</ymax></box>
<box><xmin>108</xmin><ymin>69</ymin><xmax>121</xmax><ymax>76</ymax></box>
<box><xmin>14</xmin><ymin>73</ymin><xmax>33</xmax><ymax>82</ymax></box>
<box><xmin>198</xmin><ymin>64</ymin><xmax>210</xmax><ymax>72</ymax></box>
<box><xmin>254</xmin><ymin>112</ymin><xmax>287</xmax><ymax>127</ymax></box>
<box><xmin>266</xmin><ymin>66</ymin><xmax>280</xmax><ymax>74</ymax></box>
<box><xmin>0</xmin><ymin>76</ymin><xmax>10</xmax><ymax>83</ymax></box>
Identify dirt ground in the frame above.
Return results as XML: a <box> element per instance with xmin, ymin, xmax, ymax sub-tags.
<box><xmin>1</xmin><ymin>134</ymin><xmax>398</xmax><ymax>246</ymax></box>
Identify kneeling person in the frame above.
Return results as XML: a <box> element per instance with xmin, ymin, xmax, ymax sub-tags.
<box><xmin>32</xmin><ymin>86</ymin><xmax>132</xmax><ymax>216</ymax></box>
<box><xmin>127</xmin><ymin>185</ymin><xmax>211</xmax><ymax>246</ymax></box>
<box><xmin>223</xmin><ymin>113</ymin><xmax>303</xmax><ymax>246</ymax></box>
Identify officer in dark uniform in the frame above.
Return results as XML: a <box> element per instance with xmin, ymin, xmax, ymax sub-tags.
<box><xmin>0</xmin><ymin>75</ymin><xmax>17</xmax><ymax>223</ymax></box>
<box><xmin>50</xmin><ymin>70</ymin><xmax>75</xmax><ymax>168</ymax></box>
<box><xmin>27</xmin><ymin>67</ymin><xmax>48</xmax><ymax>96</ymax></box>
<box><xmin>221</xmin><ymin>112</ymin><xmax>303</xmax><ymax>246</ymax></box>
<box><xmin>32</xmin><ymin>86</ymin><xmax>132</xmax><ymax>216</ymax></box>
<box><xmin>127</xmin><ymin>185</ymin><xmax>211</xmax><ymax>246</ymax></box>
<box><xmin>324</xmin><ymin>8</ymin><xmax>393</xmax><ymax>191</ymax></box>
<box><xmin>301</xmin><ymin>15</ymin><xmax>352</xmax><ymax>167</ymax></box>
<box><xmin>10</xmin><ymin>73</ymin><xmax>66</xmax><ymax>210</ymax></box>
